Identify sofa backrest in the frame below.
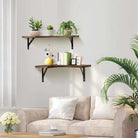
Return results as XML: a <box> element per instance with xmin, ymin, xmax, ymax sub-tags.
<box><xmin>49</xmin><ymin>96</ymin><xmax>91</xmax><ymax>121</ymax></box>
<box><xmin>49</xmin><ymin>96</ymin><xmax>118</xmax><ymax>121</ymax></box>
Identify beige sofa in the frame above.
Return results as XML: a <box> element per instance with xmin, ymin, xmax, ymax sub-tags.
<box><xmin>17</xmin><ymin>96</ymin><xmax>138</xmax><ymax>138</ymax></box>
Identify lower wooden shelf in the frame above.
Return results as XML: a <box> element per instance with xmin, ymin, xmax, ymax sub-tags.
<box><xmin>35</xmin><ymin>64</ymin><xmax>91</xmax><ymax>82</ymax></box>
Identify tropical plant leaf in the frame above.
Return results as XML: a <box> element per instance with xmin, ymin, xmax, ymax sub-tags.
<box><xmin>113</xmin><ymin>96</ymin><xmax>136</xmax><ymax>109</ymax></box>
<box><xmin>129</xmin><ymin>113</ymin><xmax>138</xmax><ymax>121</ymax></box>
<box><xmin>131</xmin><ymin>35</ymin><xmax>138</xmax><ymax>59</ymax></box>
<box><xmin>97</xmin><ymin>57</ymin><xmax>138</xmax><ymax>82</ymax></box>
<box><xmin>101</xmin><ymin>74</ymin><xmax>137</xmax><ymax>101</ymax></box>
<box><xmin>131</xmin><ymin>45</ymin><xmax>138</xmax><ymax>59</ymax></box>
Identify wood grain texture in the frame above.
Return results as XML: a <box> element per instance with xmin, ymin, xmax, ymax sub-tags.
<box><xmin>35</xmin><ymin>64</ymin><xmax>91</xmax><ymax>68</ymax></box>
<box><xmin>22</xmin><ymin>35</ymin><xmax>79</xmax><ymax>38</ymax></box>
<box><xmin>0</xmin><ymin>132</ymin><xmax>85</xmax><ymax>138</ymax></box>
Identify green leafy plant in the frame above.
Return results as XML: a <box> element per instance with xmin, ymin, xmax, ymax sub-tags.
<box><xmin>29</xmin><ymin>17</ymin><xmax>42</xmax><ymax>31</ymax></box>
<box><xmin>47</xmin><ymin>25</ymin><xmax>53</xmax><ymax>30</ymax></box>
<box><xmin>97</xmin><ymin>35</ymin><xmax>138</xmax><ymax>121</ymax></box>
<box><xmin>57</xmin><ymin>21</ymin><xmax>78</xmax><ymax>35</ymax></box>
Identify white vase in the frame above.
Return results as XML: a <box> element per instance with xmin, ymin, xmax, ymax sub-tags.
<box><xmin>30</xmin><ymin>30</ymin><xmax>40</xmax><ymax>37</ymax></box>
<box><xmin>47</xmin><ymin>30</ymin><xmax>54</xmax><ymax>36</ymax></box>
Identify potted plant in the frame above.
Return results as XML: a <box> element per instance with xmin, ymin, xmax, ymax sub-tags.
<box><xmin>97</xmin><ymin>35</ymin><xmax>138</xmax><ymax>121</ymax></box>
<box><xmin>47</xmin><ymin>25</ymin><xmax>54</xmax><ymax>36</ymax></box>
<box><xmin>29</xmin><ymin>17</ymin><xmax>42</xmax><ymax>37</ymax></box>
<box><xmin>57</xmin><ymin>21</ymin><xmax>78</xmax><ymax>36</ymax></box>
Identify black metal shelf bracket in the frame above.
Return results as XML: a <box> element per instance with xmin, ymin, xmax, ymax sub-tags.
<box><xmin>69</xmin><ymin>37</ymin><xmax>74</xmax><ymax>49</ymax></box>
<box><xmin>42</xmin><ymin>68</ymin><xmax>48</xmax><ymax>82</ymax></box>
<box><xmin>27</xmin><ymin>38</ymin><xmax>35</xmax><ymax>50</ymax></box>
<box><xmin>41</xmin><ymin>66</ymin><xmax>86</xmax><ymax>82</ymax></box>
<box><xmin>80</xmin><ymin>67</ymin><xmax>85</xmax><ymax>81</ymax></box>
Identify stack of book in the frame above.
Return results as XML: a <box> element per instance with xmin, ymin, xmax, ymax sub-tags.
<box><xmin>39</xmin><ymin>129</ymin><xmax>66</xmax><ymax>136</ymax></box>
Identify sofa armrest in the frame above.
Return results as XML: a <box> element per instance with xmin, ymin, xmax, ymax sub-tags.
<box><xmin>114</xmin><ymin>107</ymin><xmax>138</xmax><ymax>138</ymax></box>
<box><xmin>17</xmin><ymin>108</ymin><xmax>49</xmax><ymax>132</ymax></box>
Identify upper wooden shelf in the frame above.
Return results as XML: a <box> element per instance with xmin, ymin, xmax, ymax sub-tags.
<box><xmin>35</xmin><ymin>64</ymin><xmax>91</xmax><ymax>68</ymax></box>
<box><xmin>22</xmin><ymin>35</ymin><xmax>79</xmax><ymax>38</ymax></box>
<box><xmin>22</xmin><ymin>35</ymin><xmax>79</xmax><ymax>50</ymax></box>
<box><xmin>35</xmin><ymin>64</ymin><xmax>91</xmax><ymax>82</ymax></box>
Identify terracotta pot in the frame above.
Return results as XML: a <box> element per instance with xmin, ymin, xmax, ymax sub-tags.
<box><xmin>64</xmin><ymin>28</ymin><xmax>72</xmax><ymax>36</ymax></box>
<box><xmin>31</xmin><ymin>30</ymin><xmax>40</xmax><ymax>37</ymax></box>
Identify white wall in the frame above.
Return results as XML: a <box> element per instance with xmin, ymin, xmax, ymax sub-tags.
<box><xmin>16</xmin><ymin>0</ymin><xmax>138</xmax><ymax>107</ymax></box>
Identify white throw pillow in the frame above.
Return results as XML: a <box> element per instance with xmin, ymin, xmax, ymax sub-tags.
<box><xmin>91</xmin><ymin>96</ymin><xmax>116</xmax><ymax>120</ymax></box>
<box><xmin>48</xmin><ymin>97</ymin><xmax>78</xmax><ymax>120</ymax></box>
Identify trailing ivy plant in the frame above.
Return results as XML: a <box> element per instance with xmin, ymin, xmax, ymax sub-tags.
<box><xmin>57</xmin><ymin>21</ymin><xmax>78</xmax><ymax>35</ymax></box>
<box><xmin>29</xmin><ymin>17</ymin><xmax>42</xmax><ymax>31</ymax></box>
<box><xmin>97</xmin><ymin>35</ymin><xmax>138</xmax><ymax>121</ymax></box>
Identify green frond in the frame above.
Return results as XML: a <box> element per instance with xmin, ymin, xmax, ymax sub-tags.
<box><xmin>113</xmin><ymin>96</ymin><xmax>136</xmax><ymax>109</ymax></box>
<box><xmin>131</xmin><ymin>35</ymin><xmax>138</xmax><ymax>59</ymax></box>
<box><xmin>97</xmin><ymin>57</ymin><xmax>138</xmax><ymax>81</ymax></box>
<box><xmin>113</xmin><ymin>94</ymin><xmax>138</xmax><ymax>121</ymax></box>
<box><xmin>129</xmin><ymin>113</ymin><xmax>138</xmax><ymax>121</ymax></box>
<box><xmin>132</xmin><ymin>48</ymin><xmax>138</xmax><ymax>59</ymax></box>
<box><xmin>131</xmin><ymin>44</ymin><xmax>138</xmax><ymax>59</ymax></box>
<box><xmin>101</xmin><ymin>74</ymin><xmax>137</xmax><ymax>101</ymax></box>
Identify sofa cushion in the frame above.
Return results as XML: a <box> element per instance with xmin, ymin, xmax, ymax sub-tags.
<box><xmin>91</xmin><ymin>96</ymin><xmax>117</xmax><ymax>120</ymax></box>
<box><xmin>48</xmin><ymin>97</ymin><xmax>78</xmax><ymax>120</ymax></box>
<box><xmin>49</xmin><ymin>96</ymin><xmax>91</xmax><ymax>121</ymax></box>
<box><xmin>68</xmin><ymin>120</ymin><xmax>114</xmax><ymax>137</ymax></box>
<box><xmin>27</xmin><ymin>119</ymin><xmax>80</xmax><ymax>133</ymax></box>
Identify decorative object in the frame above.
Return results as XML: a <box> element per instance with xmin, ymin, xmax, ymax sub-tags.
<box><xmin>39</xmin><ymin>130</ymin><xmax>66</xmax><ymax>136</ymax></box>
<box><xmin>71</xmin><ymin>58</ymin><xmax>77</xmax><ymax>65</ymax></box>
<box><xmin>45</xmin><ymin>57</ymin><xmax>53</xmax><ymax>65</ymax></box>
<box><xmin>63</xmin><ymin>52</ymin><xmax>71</xmax><ymax>65</ymax></box>
<box><xmin>48</xmin><ymin>97</ymin><xmax>78</xmax><ymax>120</ymax></box>
<box><xmin>97</xmin><ymin>35</ymin><xmax>138</xmax><ymax>121</ymax></box>
<box><xmin>58</xmin><ymin>52</ymin><xmax>64</xmax><ymax>65</ymax></box>
<box><xmin>57</xmin><ymin>21</ymin><xmax>78</xmax><ymax>36</ymax></box>
<box><xmin>29</xmin><ymin>17</ymin><xmax>42</xmax><ymax>37</ymax></box>
<box><xmin>135</xmin><ymin>129</ymin><xmax>138</xmax><ymax>138</ymax></box>
<box><xmin>47</xmin><ymin>25</ymin><xmax>54</xmax><ymax>36</ymax></box>
<box><xmin>91</xmin><ymin>96</ymin><xmax>116</xmax><ymax>120</ymax></box>
<box><xmin>0</xmin><ymin>112</ymin><xmax>20</xmax><ymax>133</ymax></box>
<box><xmin>76</xmin><ymin>56</ymin><xmax>82</xmax><ymax>65</ymax></box>
<box><xmin>44</xmin><ymin>48</ymin><xmax>58</xmax><ymax>64</ymax></box>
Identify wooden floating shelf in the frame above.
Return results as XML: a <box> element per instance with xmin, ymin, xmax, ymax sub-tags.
<box><xmin>22</xmin><ymin>35</ymin><xmax>79</xmax><ymax>38</ymax></box>
<box><xmin>22</xmin><ymin>35</ymin><xmax>79</xmax><ymax>50</ymax></box>
<box><xmin>35</xmin><ymin>64</ymin><xmax>91</xmax><ymax>82</ymax></box>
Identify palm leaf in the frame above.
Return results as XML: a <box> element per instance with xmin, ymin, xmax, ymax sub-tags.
<box><xmin>113</xmin><ymin>96</ymin><xmax>136</xmax><ymax>109</ymax></box>
<box><xmin>132</xmin><ymin>48</ymin><xmax>138</xmax><ymax>59</ymax></box>
<box><xmin>101</xmin><ymin>74</ymin><xmax>137</xmax><ymax>101</ymax></box>
<box><xmin>131</xmin><ymin>44</ymin><xmax>138</xmax><ymax>59</ymax></box>
<box><xmin>129</xmin><ymin>113</ymin><xmax>138</xmax><ymax>121</ymax></box>
<box><xmin>131</xmin><ymin>35</ymin><xmax>138</xmax><ymax>59</ymax></box>
<box><xmin>97</xmin><ymin>57</ymin><xmax>138</xmax><ymax>81</ymax></box>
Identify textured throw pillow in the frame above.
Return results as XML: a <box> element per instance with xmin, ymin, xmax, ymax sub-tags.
<box><xmin>49</xmin><ymin>96</ymin><xmax>91</xmax><ymax>121</ymax></box>
<box><xmin>91</xmin><ymin>96</ymin><xmax>116</xmax><ymax>120</ymax></box>
<box><xmin>74</xmin><ymin>96</ymin><xmax>91</xmax><ymax>120</ymax></box>
<box><xmin>48</xmin><ymin>97</ymin><xmax>78</xmax><ymax>120</ymax></box>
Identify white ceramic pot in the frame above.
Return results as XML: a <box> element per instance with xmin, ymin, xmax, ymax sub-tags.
<box><xmin>31</xmin><ymin>31</ymin><xmax>40</xmax><ymax>37</ymax></box>
<box><xmin>47</xmin><ymin>30</ymin><xmax>54</xmax><ymax>36</ymax></box>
